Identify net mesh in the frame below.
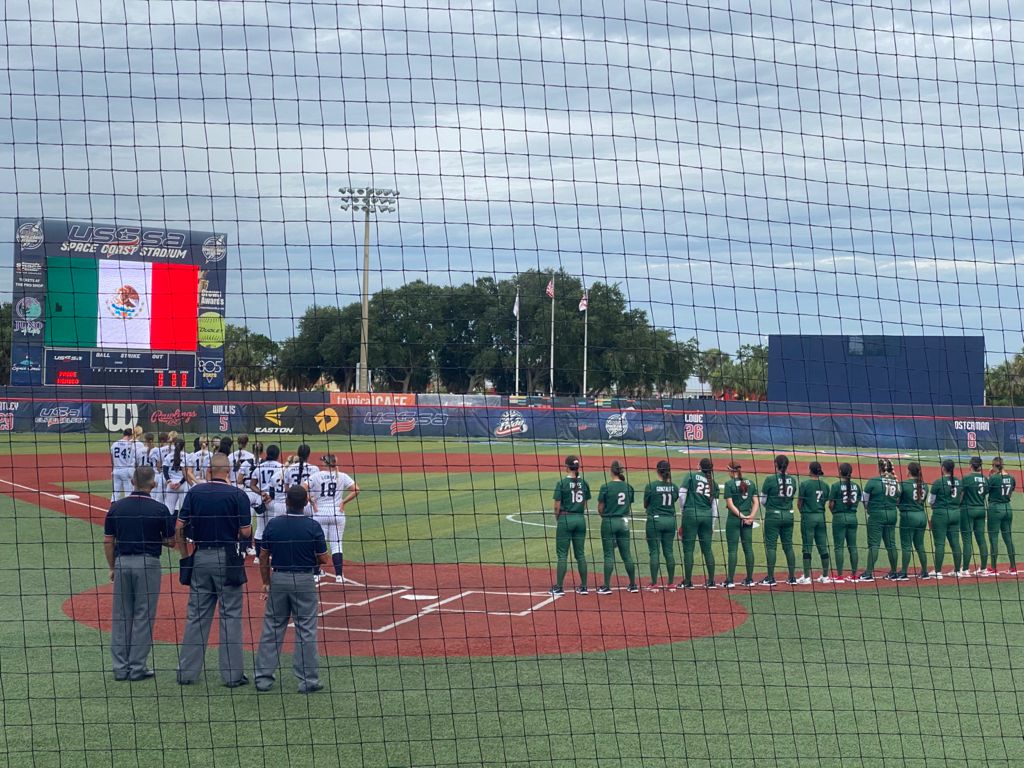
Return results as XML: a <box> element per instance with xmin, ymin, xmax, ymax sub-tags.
<box><xmin>2</xmin><ymin>1</ymin><xmax>1024</xmax><ymax>766</ymax></box>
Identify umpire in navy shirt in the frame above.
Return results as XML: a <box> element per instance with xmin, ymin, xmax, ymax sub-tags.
<box><xmin>103</xmin><ymin>466</ymin><xmax>175</xmax><ymax>681</ymax></box>
<box><xmin>255</xmin><ymin>485</ymin><xmax>329</xmax><ymax>693</ymax></box>
<box><xmin>175</xmin><ymin>453</ymin><xmax>252</xmax><ymax>687</ymax></box>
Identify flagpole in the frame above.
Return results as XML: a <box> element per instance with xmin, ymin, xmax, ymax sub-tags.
<box><xmin>582</xmin><ymin>296</ymin><xmax>588</xmax><ymax>397</ymax></box>
<box><xmin>549</xmin><ymin>272</ymin><xmax>556</xmax><ymax>398</ymax></box>
<box><xmin>514</xmin><ymin>287</ymin><xmax>521</xmax><ymax>397</ymax></box>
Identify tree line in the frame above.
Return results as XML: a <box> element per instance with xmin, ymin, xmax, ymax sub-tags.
<box><xmin>272</xmin><ymin>270</ymin><xmax>702</xmax><ymax>395</ymax></box>
<box><xmin>0</xmin><ymin>284</ymin><xmax>767</xmax><ymax>397</ymax></box>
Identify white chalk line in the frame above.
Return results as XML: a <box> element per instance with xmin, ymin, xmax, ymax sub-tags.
<box><xmin>313</xmin><ymin>585</ymin><xmax>562</xmax><ymax>634</ymax></box>
<box><xmin>0</xmin><ymin>476</ymin><xmax>108</xmax><ymax>512</ymax></box>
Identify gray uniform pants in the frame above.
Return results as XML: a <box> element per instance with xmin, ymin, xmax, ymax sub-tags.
<box><xmin>176</xmin><ymin>548</ymin><xmax>246</xmax><ymax>684</ymax></box>
<box><xmin>111</xmin><ymin>554</ymin><xmax>162</xmax><ymax>678</ymax></box>
<box><xmin>255</xmin><ymin>571</ymin><xmax>320</xmax><ymax>691</ymax></box>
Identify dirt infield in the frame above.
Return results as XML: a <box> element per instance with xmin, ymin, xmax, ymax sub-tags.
<box><xmin>63</xmin><ymin>561</ymin><xmax>748</xmax><ymax>658</ymax></box>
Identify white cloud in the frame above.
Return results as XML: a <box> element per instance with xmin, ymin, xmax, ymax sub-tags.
<box><xmin>1</xmin><ymin>0</ymin><xmax>1023</xmax><ymax>356</ymax></box>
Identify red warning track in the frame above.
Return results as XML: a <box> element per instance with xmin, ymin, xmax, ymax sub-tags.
<box><xmin>63</xmin><ymin>562</ymin><xmax>747</xmax><ymax>658</ymax></box>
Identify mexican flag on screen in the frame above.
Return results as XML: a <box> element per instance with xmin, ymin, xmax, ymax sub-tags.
<box><xmin>45</xmin><ymin>257</ymin><xmax>199</xmax><ymax>350</ymax></box>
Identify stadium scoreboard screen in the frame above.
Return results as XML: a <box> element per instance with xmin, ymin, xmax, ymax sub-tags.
<box><xmin>10</xmin><ymin>219</ymin><xmax>227</xmax><ymax>389</ymax></box>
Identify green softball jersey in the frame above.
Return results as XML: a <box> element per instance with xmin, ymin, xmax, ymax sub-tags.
<box><xmin>829</xmin><ymin>480</ymin><xmax>862</xmax><ymax>512</ymax></box>
<box><xmin>962</xmin><ymin>472</ymin><xmax>987</xmax><ymax>507</ymax></box>
<box><xmin>553</xmin><ymin>477</ymin><xmax>591</xmax><ymax>514</ymax></box>
<box><xmin>597</xmin><ymin>480</ymin><xmax>635</xmax><ymax>518</ymax></box>
<box><xmin>987</xmin><ymin>472</ymin><xmax>1016</xmax><ymax>505</ymax></box>
<box><xmin>761</xmin><ymin>473</ymin><xmax>798</xmax><ymax>511</ymax></box>
<box><xmin>680</xmin><ymin>472</ymin><xmax>719</xmax><ymax>514</ymax></box>
<box><xmin>723</xmin><ymin>478</ymin><xmax>755</xmax><ymax>514</ymax></box>
<box><xmin>644</xmin><ymin>481</ymin><xmax>679</xmax><ymax>517</ymax></box>
<box><xmin>898</xmin><ymin>479</ymin><xmax>927</xmax><ymax>514</ymax></box>
<box><xmin>929</xmin><ymin>476</ymin><xmax>962</xmax><ymax>510</ymax></box>
<box><xmin>798</xmin><ymin>478</ymin><xmax>830</xmax><ymax>515</ymax></box>
<box><xmin>863</xmin><ymin>476</ymin><xmax>900</xmax><ymax>514</ymax></box>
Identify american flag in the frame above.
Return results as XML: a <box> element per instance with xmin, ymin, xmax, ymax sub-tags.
<box><xmin>578</xmin><ymin>291</ymin><xmax>588</xmax><ymax>312</ymax></box>
<box><xmin>545</xmin><ymin>278</ymin><xmax>555</xmax><ymax>299</ymax></box>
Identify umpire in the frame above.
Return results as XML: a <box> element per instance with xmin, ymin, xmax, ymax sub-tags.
<box><xmin>255</xmin><ymin>485</ymin><xmax>329</xmax><ymax>693</ymax></box>
<box><xmin>175</xmin><ymin>453</ymin><xmax>252</xmax><ymax>687</ymax></box>
<box><xmin>103</xmin><ymin>466</ymin><xmax>174</xmax><ymax>681</ymax></box>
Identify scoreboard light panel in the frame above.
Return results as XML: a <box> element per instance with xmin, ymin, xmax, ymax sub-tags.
<box><xmin>44</xmin><ymin>349</ymin><xmax>197</xmax><ymax>388</ymax></box>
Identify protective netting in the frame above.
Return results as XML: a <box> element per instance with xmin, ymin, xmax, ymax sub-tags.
<box><xmin>2</xmin><ymin>2</ymin><xmax>1024</xmax><ymax>767</ymax></box>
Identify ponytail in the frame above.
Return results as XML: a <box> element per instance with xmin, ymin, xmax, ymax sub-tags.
<box><xmin>970</xmin><ymin>456</ymin><xmax>983</xmax><ymax>472</ymax></box>
<box><xmin>992</xmin><ymin>456</ymin><xmax>1004</xmax><ymax>476</ymax></box>
<box><xmin>775</xmin><ymin>454</ymin><xmax>789</xmax><ymax>480</ymax></box>
<box><xmin>908</xmin><ymin>461</ymin><xmax>923</xmax><ymax>498</ymax></box>
<box><xmin>172</xmin><ymin>439</ymin><xmax>184</xmax><ymax>472</ymax></box>
<box><xmin>839</xmin><ymin>462</ymin><xmax>853</xmax><ymax>502</ymax></box>
<box><xmin>610</xmin><ymin>460</ymin><xmax>625</xmax><ymax>480</ymax></box>
<box><xmin>941</xmin><ymin>458</ymin><xmax>956</xmax><ymax>495</ymax></box>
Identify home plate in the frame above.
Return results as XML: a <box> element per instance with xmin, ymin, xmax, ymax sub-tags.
<box><xmin>58</xmin><ymin>494</ymin><xmax>81</xmax><ymax>500</ymax></box>
<box><xmin>401</xmin><ymin>594</ymin><xmax>439</xmax><ymax>601</ymax></box>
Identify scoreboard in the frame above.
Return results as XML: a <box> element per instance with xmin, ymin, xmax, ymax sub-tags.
<box><xmin>44</xmin><ymin>350</ymin><xmax>197</xmax><ymax>388</ymax></box>
<box><xmin>10</xmin><ymin>219</ymin><xmax>228</xmax><ymax>389</ymax></box>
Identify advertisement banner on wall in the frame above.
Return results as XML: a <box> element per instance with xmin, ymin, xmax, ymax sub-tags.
<box><xmin>353</xmin><ymin>406</ymin><xmax>460</xmax><ymax>437</ymax></box>
<box><xmin>33</xmin><ymin>402</ymin><xmax>92</xmax><ymax>432</ymax></box>
<box><xmin>0</xmin><ymin>400</ymin><xmax>26</xmax><ymax>432</ymax></box>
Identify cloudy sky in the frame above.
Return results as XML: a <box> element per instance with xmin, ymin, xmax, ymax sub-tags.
<box><xmin>2</xmin><ymin>0</ymin><xmax>1023</xmax><ymax>359</ymax></box>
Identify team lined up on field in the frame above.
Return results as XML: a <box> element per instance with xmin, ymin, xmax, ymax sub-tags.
<box><xmin>550</xmin><ymin>454</ymin><xmax>1017</xmax><ymax>595</ymax></box>
<box><xmin>110</xmin><ymin>430</ymin><xmax>359</xmax><ymax>583</ymax></box>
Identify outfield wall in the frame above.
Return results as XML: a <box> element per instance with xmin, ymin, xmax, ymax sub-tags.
<box><xmin>0</xmin><ymin>388</ymin><xmax>1021</xmax><ymax>453</ymax></box>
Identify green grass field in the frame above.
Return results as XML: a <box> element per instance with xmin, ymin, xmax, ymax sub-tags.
<box><xmin>3</xmin><ymin>435</ymin><xmax>1024</xmax><ymax>767</ymax></box>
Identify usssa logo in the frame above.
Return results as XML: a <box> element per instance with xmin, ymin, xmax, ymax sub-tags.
<box><xmin>363</xmin><ymin>410</ymin><xmax>449</xmax><ymax>435</ymax></box>
<box><xmin>495</xmin><ymin>410</ymin><xmax>528</xmax><ymax>437</ymax></box>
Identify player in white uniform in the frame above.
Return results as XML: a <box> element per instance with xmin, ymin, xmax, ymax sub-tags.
<box><xmin>229</xmin><ymin>435</ymin><xmax>259</xmax><ymax>554</ymax></box>
<box><xmin>228</xmin><ymin>435</ymin><xmax>256</xmax><ymax>486</ymax></box>
<box><xmin>249</xmin><ymin>444</ymin><xmax>284</xmax><ymax>563</ymax></box>
<box><xmin>147</xmin><ymin>432</ymin><xmax>168</xmax><ymax>505</ymax></box>
<box><xmin>162</xmin><ymin>438</ymin><xmax>196</xmax><ymax>515</ymax></box>
<box><xmin>310</xmin><ymin>455</ymin><xmax>359</xmax><ymax>584</ymax></box>
<box><xmin>110</xmin><ymin>429</ymin><xmax>143</xmax><ymax>500</ymax></box>
<box><xmin>190</xmin><ymin>435</ymin><xmax>213</xmax><ymax>484</ymax></box>
<box><xmin>283</xmin><ymin>444</ymin><xmax>320</xmax><ymax>495</ymax></box>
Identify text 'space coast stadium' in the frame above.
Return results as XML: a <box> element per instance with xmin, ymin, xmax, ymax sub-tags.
<box><xmin>2</xmin><ymin>3</ymin><xmax>1024</xmax><ymax>767</ymax></box>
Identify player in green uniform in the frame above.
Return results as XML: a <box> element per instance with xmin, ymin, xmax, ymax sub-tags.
<box><xmin>679</xmin><ymin>458</ymin><xmax>720</xmax><ymax>589</ymax></box>
<box><xmin>796</xmin><ymin>461</ymin><xmax>831</xmax><ymax>584</ymax></box>
<box><xmin>986</xmin><ymin>457</ymin><xmax>1017</xmax><ymax>575</ymax></box>
<box><xmin>960</xmin><ymin>456</ymin><xmax>988</xmax><ymax>575</ymax></box>
<box><xmin>896</xmin><ymin>462</ymin><xmax>929</xmax><ymax>580</ymax></box>
<box><xmin>828</xmin><ymin>463</ymin><xmax>861</xmax><ymax>582</ymax></box>
<box><xmin>928</xmin><ymin>459</ymin><xmax>962</xmax><ymax>579</ymax></box>
<box><xmin>549</xmin><ymin>455</ymin><xmax>591</xmax><ymax>596</ymax></box>
<box><xmin>596</xmin><ymin>460</ymin><xmax>638</xmax><ymax>594</ymax></box>
<box><xmin>859</xmin><ymin>459</ymin><xmax>899</xmax><ymax>581</ymax></box>
<box><xmin>643</xmin><ymin>460</ymin><xmax>679</xmax><ymax>590</ymax></box>
<box><xmin>723</xmin><ymin>462</ymin><xmax>759</xmax><ymax>588</ymax></box>
<box><xmin>759</xmin><ymin>455</ymin><xmax>798</xmax><ymax>586</ymax></box>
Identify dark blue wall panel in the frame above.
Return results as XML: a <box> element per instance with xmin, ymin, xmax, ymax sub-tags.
<box><xmin>767</xmin><ymin>335</ymin><xmax>984</xmax><ymax>405</ymax></box>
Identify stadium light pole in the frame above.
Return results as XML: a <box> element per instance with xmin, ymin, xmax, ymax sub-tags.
<box><xmin>338</xmin><ymin>186</ymin><xmax>399</xmax><ymax>392</ymax></box>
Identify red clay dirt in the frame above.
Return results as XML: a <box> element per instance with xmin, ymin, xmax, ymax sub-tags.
<box><xmin>6</xmin><ymin>450</ymin><xmax>1019</xmax><ymax>660</ymax></box>
<box><xmin>63</xmin><ymin>561</ymin><xmax>748</xmax><ymax>658</ymax></box>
